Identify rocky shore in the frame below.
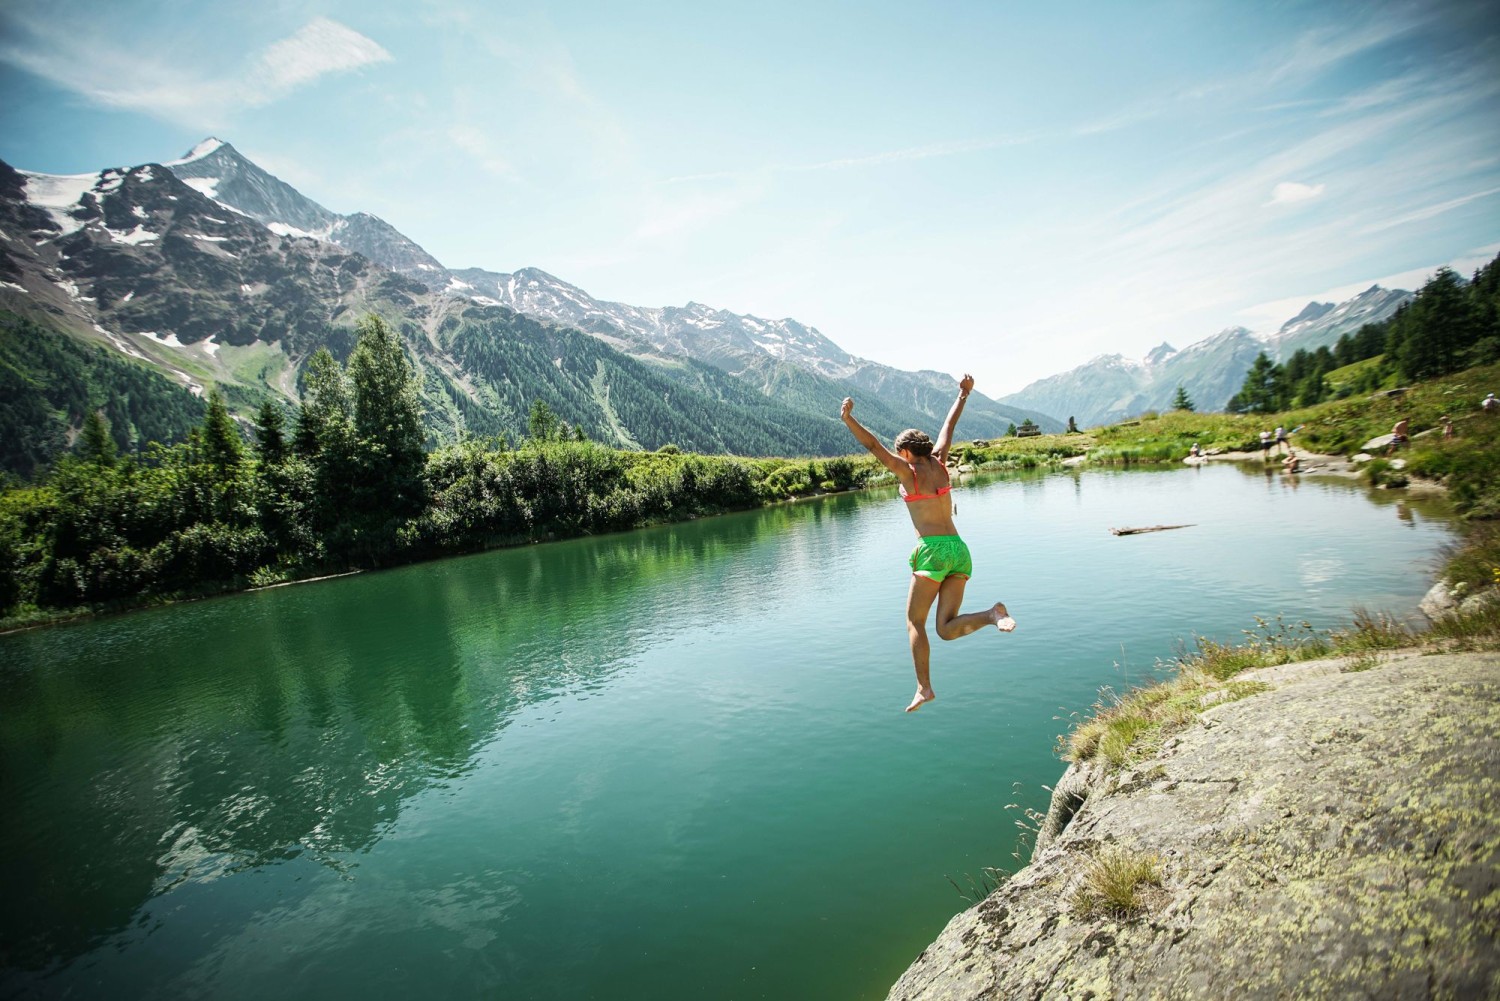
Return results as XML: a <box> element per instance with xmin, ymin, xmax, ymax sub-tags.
<box><xmin>885</xmin><ymin>650</ymin><xmax>1500</xmax><ymax>1000</ymax></box>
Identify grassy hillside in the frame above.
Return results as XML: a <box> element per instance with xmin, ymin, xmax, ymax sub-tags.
<box><xmin>960</xmin><ymin>361</ymin><xmax>1500</xmax><ymax>519</ymax></box>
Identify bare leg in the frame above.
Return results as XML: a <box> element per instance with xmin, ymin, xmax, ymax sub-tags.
<box><xmin>905</xmin><ymin>575</ymin><xmax>941</xmax><ymax>711</ymax></box>
<box><xmin>934</xmin><ymin>575</ymin><xmax>1017</xmax><ymax>640</ymax></box>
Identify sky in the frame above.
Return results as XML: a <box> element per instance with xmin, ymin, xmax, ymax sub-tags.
<box><xmin>1</xmin><ymin>0</ymin><xmax>1498</xmax><ymax>397</ymax></box>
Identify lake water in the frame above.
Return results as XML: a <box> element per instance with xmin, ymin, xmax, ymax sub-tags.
<box><xmin>0</xmin><ymin>463</ymin><xmax>1456</xmax><ymax>1000</ymax></box>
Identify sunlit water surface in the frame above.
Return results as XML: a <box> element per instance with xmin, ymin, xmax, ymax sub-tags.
<box><xmin>0</xmin><ymin>464</ymin><xmax>1456</xmax><ymax>999</ymax></box>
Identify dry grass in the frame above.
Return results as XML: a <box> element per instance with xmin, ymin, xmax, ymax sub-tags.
<box><xmin>1069</xmin><ymin>843</ymin><xmax>1165</xmax><ymax>918</ymax></box>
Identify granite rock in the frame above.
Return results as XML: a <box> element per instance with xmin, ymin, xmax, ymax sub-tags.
<box><xmin>886</xmin><ymin>652</ymin><xmax>1500</xmax><ymax>1001</ymax></box>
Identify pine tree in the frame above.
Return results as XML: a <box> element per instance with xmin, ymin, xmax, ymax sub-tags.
<box><xmin>200</xmin><ymin>387</ymin><xmax>244</xmax><ymax>478</ymax></box>
<box><xmin>78</xmin><ymin>409</ymin><xmax>115</xmax><ymax>467</ymax></box>
<box><xmin>528</xmin><ymin>399</ymin><xmax>561</xmax><ymax>442</ymax></box>
<box><xmin>254</xmin><ymin>399</ymin><xmax>288</xmax><ymax>465</ymax></box>
<box><xmin>347</xmin><ymin>314</ymin><xmax>426</xmax><ymax>518</ymax></box>
<box><xmin>1171</xmin><ymin>385</ymin><xmax>1195</xmax><ymax>411</ymax></box>
<box><xmin>1233</xmin><ymin>353</ymin><xmax>1281</xmax><ymax>413</ymax></box>
<box><xmin>295</xmin><ymin>348</ymin><xmax>354</xmax><ymax>461</ymax></box>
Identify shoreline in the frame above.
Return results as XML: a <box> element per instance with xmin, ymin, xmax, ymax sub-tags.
<box><xmin>0</xmin><ymin>448</ymin><xmax>1449</xmax><ymax>635</ymax></box>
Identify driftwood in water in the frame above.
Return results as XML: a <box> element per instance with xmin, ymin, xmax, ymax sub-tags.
<box><xmin>1110</xmin><ymin>524</ymin><xmax>1195</xmax><ymax>536</ymax></box>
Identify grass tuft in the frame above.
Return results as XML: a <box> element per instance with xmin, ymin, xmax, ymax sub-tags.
<box><xmin>1069</xmin><ymin>843</ymin><xmax>1165</xmax><ymax>918</ymax></box>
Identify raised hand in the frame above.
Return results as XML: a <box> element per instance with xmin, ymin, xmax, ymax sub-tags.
<box><xmin>841</xmin><ymin>397</ymin><xmax>854</xmax><ymax>419</ymax></box>
<box><xmin>958</xmin><ymin>374</ymin><xmax>975</xmax><ymax>395</ymax></box>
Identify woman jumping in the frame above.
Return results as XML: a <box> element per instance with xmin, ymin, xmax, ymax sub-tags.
<box><xmin>840</xmin><ymin>374</ymin><xmax>1015</xmax><ymax>712</ymax></box>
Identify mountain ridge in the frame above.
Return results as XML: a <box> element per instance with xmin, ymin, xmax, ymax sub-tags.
<box><xmin>0</xmin><ymin>144</ymin><xmax>1051</xmax><ymax>473</ymax></box>
<box><xmin>152</xmin><ymin>139</ymin><xmax>1056</xmax><ymax>437</ymax></box>
<box><xmin>997</xmin><ymin>284</ymin><xmax>1413</xmax><ymax>428</ymax></box>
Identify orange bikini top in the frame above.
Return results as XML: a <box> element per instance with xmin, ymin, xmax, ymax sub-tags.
<box><xmin>899</xmin><ymin>483</ymin><xmax>952</xmax><ymax>503</ymax></box>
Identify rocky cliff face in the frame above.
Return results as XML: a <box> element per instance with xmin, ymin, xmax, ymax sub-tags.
<box><xmin>886</xmin><ymin>651</ymin><xmax>1500</xmax><ymax>1000</ymax></box>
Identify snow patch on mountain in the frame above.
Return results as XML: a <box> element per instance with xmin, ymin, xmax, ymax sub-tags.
<box><xmin>180</xmin><ymin>177</ymin><xmax>221</xmax><ymax>200</ymax></box>
<box><xmin>267</xmin><ymin>222</ymin><xmax>321</xmax><ymax>240</ymax></box>
<box><xmin>107</xmin><ymin>226</ymin><xmax>159</xmax><ymax>245</ymax></box>
<box><xmin>20</xmin><ymin>171</ymin><xmax>96</xmax><ymax>236</ymax></box>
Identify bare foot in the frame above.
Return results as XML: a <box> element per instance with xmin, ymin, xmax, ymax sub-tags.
<box><xmin>905</xmin><ymin>687</ymin><xmax>936</xmax><ymax>712</ymax></box>
<box><xmin>992</xmin><ymin>602</ymin><xmax>1017</xmax><ymax>632</ymax></box>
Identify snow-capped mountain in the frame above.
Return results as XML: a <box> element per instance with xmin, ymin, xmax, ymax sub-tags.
<box><xmin>1269</xmin><ymin>285</ymin><xmax>1412</xmax><ymax>359</ymax></box>
<box><xmin>157</xmin><ymin>139</ymin><xmax>1056</xmax><ymax>437</ymax></box>
<box><xmin>166</xmin><ymin>139</ymin><xmax>450</xmax><ymax>281</ymax></box>
<box><xmin>449</xmin><ymin>266</ymin><xmax>860</xmax><ymax>378</ymax></box>
<box><xmin>0</xmin><ymin>144</ymin><xmax>1053</xmax><ymax>463</ymax></box>
<box><xmin>0</xmin><ymin>155</ymin><xmax>396</xmax><ymax>398</ymax></box>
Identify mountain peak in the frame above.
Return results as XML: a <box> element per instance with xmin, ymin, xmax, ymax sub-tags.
<box><xmin>1144</xmin><ymin>342</ymin><xmax>1177</xmax><ymax>366</ymax></box>
<box><xmin>169</xmin><ymin>138</ymin><xmax>230</xmax><ymax>166</ymax></box>
<box><xmin>1281</xmin><ymin>300</ymin><xmax>1336</xmax><ymax>331</ymax></box>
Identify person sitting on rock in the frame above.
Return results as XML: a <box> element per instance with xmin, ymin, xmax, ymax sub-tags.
<box><xmin>1387</xmin><ymin>418</ymin><xmax>1409</xmax><ymax>455</ymax></box>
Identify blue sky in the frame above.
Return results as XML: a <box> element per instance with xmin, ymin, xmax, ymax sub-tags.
<box><xmin>2</xmin><ymin>0</ymin><xmax>1497</xmax><ymax>396</ymax></box>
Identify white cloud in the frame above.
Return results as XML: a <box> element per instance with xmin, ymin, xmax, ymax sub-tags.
<box><xmin>250</xmin><ymin>18</ymin><xmax>392</xmax><ymax>96</ymax></box>
<box><xmin>0</xmin><ymin>13</ymin><xmax>390</xmax><ymax>125</ymax></box>
<box><xmin>1268</xmin><ymin>181</ymin><xmax>1326</xmax><ymax>205</ymax></box>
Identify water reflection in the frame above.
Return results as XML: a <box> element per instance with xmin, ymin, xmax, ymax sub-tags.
<box><xmin>0</xmin><ymin>498</ymin><xmax>853</xmax><ymax>976</ymax></box>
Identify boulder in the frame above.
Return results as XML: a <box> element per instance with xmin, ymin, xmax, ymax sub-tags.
<box><xmin>1420</xmin><ymin>578</ymin><xmax>1461</xmax><ymax>620</ymax></box>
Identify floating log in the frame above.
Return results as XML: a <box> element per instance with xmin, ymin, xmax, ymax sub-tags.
<box><xmin>1110</xmin><ymin>524</ymin><xmax>1195</xmax><ymax>536</ymax></box>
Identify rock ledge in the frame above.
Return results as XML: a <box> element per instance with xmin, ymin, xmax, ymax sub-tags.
<box><xmin>886</xmin><ymin>652</ymin><xmax>1500</xmax><ymax>1000</ymax></box>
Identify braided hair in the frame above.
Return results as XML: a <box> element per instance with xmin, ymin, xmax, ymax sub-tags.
<box><xmin>893</xmin><ymin>429</ymin><xmax>934</xmax><ymax>457</ymax></box>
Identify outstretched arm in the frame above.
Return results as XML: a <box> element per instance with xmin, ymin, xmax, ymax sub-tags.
<box><xmin>841</xmin><ymin>398</ymin><xmax>908</xmax><ymax>477</ymax></box>
<box><xmin>934</xmin><ymin>374</ymin><xmax>975</xmax><ymax>463</ymax></box>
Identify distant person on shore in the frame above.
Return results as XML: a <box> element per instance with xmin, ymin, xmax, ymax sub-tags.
<box><xmin>1259</xmin><ymin>430</ymin><xmax>1272</xmax><ymax>460</ymax></box>
<box><xmin>1274</xmin><ymin>426</ymin><xmax>1289</xmax><ymax>455</ymax></box>
<box><xmin>840</xmin><ymin>374</ymin><xmax>1016</xmax><ymax>713</ymax></box>
<box><xmin>1388</xmin><ymin>418</ymin><xmax>1410</xmax><ymax>455</ymax></box>
<box><xmin>1441</xmin><ymin>415</ymin><xmax>1454</xmax><ymax>439</ymax></box>
<box><xmin>1189</xmin><ymin>441</ymin><xmax>1201</xmax><ymax>458</ymax></box>
<box><xmin>1282</xmin><ymin>449</ymin><xmax>1301</xmax><ymax>474</ymax></box>
<box><xmin>1485</xmin><ymin>393</ymin><xmax>1498</xmax><ymax>414</ymax></box>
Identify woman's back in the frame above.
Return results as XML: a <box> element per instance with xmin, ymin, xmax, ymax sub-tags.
<box><xmin>899</xmin><ymin>456</ymin><xmax>958</xmax><ymax>538</ymax></box>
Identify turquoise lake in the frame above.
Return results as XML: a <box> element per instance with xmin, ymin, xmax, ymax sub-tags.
<box><xmin>0</xmin><ymin>463</ymin><xmax>1457</xmax><ymax>999</ymax></box>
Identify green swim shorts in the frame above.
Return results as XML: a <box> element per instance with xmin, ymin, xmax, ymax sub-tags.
<box><xmin>908</xmin><ymin>535</ymin><xmax>973</xmax><ymax>582</ymax></box>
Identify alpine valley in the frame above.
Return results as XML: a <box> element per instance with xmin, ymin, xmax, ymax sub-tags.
<box><xmin>0</xmin><ymin>138</ymin><xmax>1414</xmax><ymax>474</ymax></box>
<box><xmin>0</xmin><ymin>139</ymin><xmax>1055</xmax><ymax>476</ymax></box>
